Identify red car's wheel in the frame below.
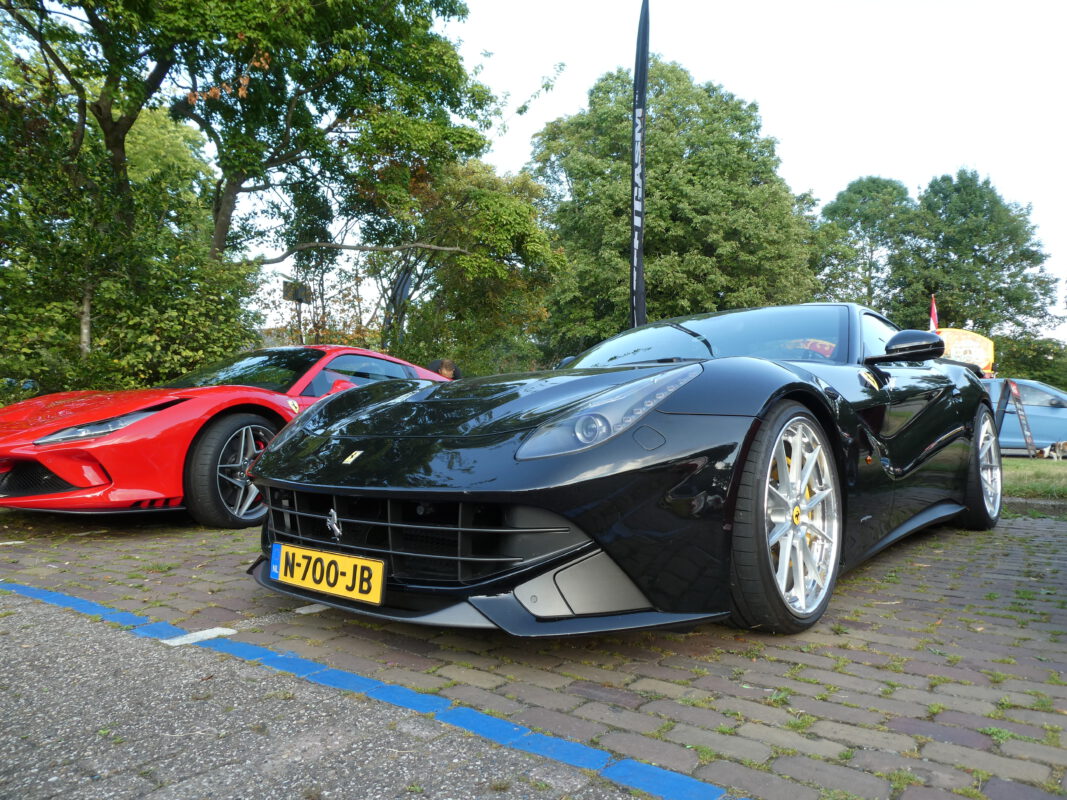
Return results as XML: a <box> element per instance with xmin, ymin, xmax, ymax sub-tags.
<box><xmin>184</xmin><ymin>414</ymin><xmax>277</xmax><ymax>528</ymax></box>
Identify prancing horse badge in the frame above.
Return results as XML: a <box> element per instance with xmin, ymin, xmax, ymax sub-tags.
<box><xmin>343</xmin><ymin>450</ymin><xmax>364</xmax><ymax>465</ymax></box>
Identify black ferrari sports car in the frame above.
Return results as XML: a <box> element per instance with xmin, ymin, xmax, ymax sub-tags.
<box><xmin>248</xmin><ymin>303</ymin><xmax>1001</xmax><ymax>636</ymax></box>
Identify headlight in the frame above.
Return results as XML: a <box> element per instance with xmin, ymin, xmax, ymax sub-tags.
<box><xmin>516</xmin><ymin>363</ymin><xmax>702</xmax><ymax>460</ymax></box>
<box><xmin>34</xmin><ymin>409</ymin><xmax>161</xmax><ymax>445</ymax></box>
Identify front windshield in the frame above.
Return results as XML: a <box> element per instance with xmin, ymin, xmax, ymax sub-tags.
<box><xmin>160</xmin><ymin>348</ymin><xmax>324</xmax><ymax>392</ymax></box>
<box><xmin>569</xmin><ymin>305</ymin><xmax>848</xmax><ymax>368</ymax></box>
<box><xmin>568</xmin><ymin>324</ymin><xmax>712</xmax><ymax>369</ymax></box>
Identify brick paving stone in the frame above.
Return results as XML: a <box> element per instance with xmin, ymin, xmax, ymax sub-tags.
<box><xmin>573</xmin><ymin>702</ymin><xmax>662</xmax><ymax>734</ymax></box>
<box><xmin>697</xmin><ymin>759</ymin><xmax>819</xmax><ymax>800</ymax></box>
<box><xmin>512</xmin><ymin>707</ymin><xmax>607</xmax><ymax>743</ymax></box>
<box><xmin>933</xmin><ymin>710</ymin><xmax>1047</xmax><ymax>740</ymax></box>
<box><xmin>435</xmin><ymin>664</ymin><xmax>507</xmax><ymax>690</ymax></box>
<box><xmin>772</xmin><ymin>755</ymin><xmax>891</xmax><ymax>800</ymax></box>
<box><xmin>596</xmin><ymin>731</ymin><xmax>699</xmax><ymax>773</ymax></box>
<box><xmin>808</xmin><ymin>720</ymin><xmax>916</xmax><ymax>752</ymax></box>
<box><xmin>501</xmin><ymin>682</ymin><xmax>582</xmax><ymax>712</ymax></box>
<box><xmin>619</xmin><ymin>661</ymin><xmax>697</xmax><ymax>682</ymax></box>
<box><xmin>838</xmin><ymin>690</ymin><xmax>937</xmax><ymax>718</ymax></box>
<box><xmin>846</xmin><ymin>750</ymin><xmax>972</xmax><ymax>790</ymax></box>
<box><xmin>363</xmin><ymin>663</ymin><xmax>447</xmax><ymax>690</ymax></box>
<box><xmin>983</xmin><ymin>777</ymin><xmax>1064</xmax><ymax>800</ymax></box>
<box><xmin>901</xmin><ymin>659</ymin><xmax>992</xmax><ymax>684</ymax></box>
<box><xmin>817</xmin><ymin>647</ymin><xmax>895</xmax><ymax>667</ymax></box>
<box><xmin>556</xmin><ymin>662</ymin><xmax>633</xmax><ymax>687</ymax></box>
<box><xmin>893</xmin><ymin>687</ymin><xmax>996</xmax><ymax>715</ymax></box>
<box><xmin>885</xmin><ymin>717</ymin><xmax>993</xmax><ymax>749</ymax></box>
<box><xmin>440</xmin><ymin>685</ymin><xmax>523</xmax><ymax>715</ymax></box>
<box><xmin>920</xmin><ymin>741</ymin><xmax>1051</xmax><ymax>784</ymax></box>
<box><xmin>692</xmin><ymin>674</ymin><xmax>773</xmax><ymax>700</ymax></box>
<box><xmin>368</xmin><ymin>646</ymin><xmax>441</xmax><ymax>672</ymax></box>
<box><xmin>787</xmin><ymin>695</ymin><xmax>885</xmax><ymax>726</ymax></box>
<box><xmin>1003</xmin><ymin>708</ymin><xmax>1067</xmax><ymax>728</ymax></box>
<box><xmin>626</xmin><ymin>677</ymin><xmax>717</xmax><ymax>703</ymax></box>
<box><xmin>493</xmin><ymin>664</ymin><xmax>573</xmax><ymax>689</ymax></box>
<box><xmin>759</xmin><ymin>647</ymin><xmax>839</xmax><ymax>671</ymax></box>
<box><xmin>490</xmin><ymin>648</ymin><xmax>564</xmax><ymax>670</ymax></box>
<box><xmin>898</xmin><ymin>788</ymin><xmax>964</xmax><ymax>800</ymax></box>
<box><xmin>713</xmin><ymin>696</ymin><xmax>794</xmax><ymax>726</ymax></box>
<box><xmin>425</xmin><ymin>649</ymin><xmax>501</xmax><ymax>671</ymax></box>
<box><xmin>847</xmin><ymin>664</ymin><xmax>929</xmax><ymax>688</ymax></box>
<box><xmin>739</xmin><ymin>674</ymin><xmax>825</xmax><ymax>698</ymax></box>
<box><xmin>664</xmin><ymin>723</ymin><xmax>773</xmax><ymax>763</ymax></box>
<box><xmin>640</xmin><ymin>699</ymin><xmax>736</xmax><ymax>731</ymax></box>
<box><xmin>1001</xmin><ymin>739</ymin><xmax>1067</xmax><ymax>768</ymax></box>
<box><xmin>1001</xmin><ymin>678</ymin><xmax>1067</xmax><ymax>696</ymax></box>
<box><xmin>429</xmin><ymin>632</ymin><xmax>497</xmax><ymax>653</ymax></box>
<box><xmin>566</xmin><ymin>680</ymin><xmax>646</xmax><ymax>709</ymax></box>
<box><xmin>798</xmin><ymin>668</ymin><xmax>891</xmax><ymax>695</ymax></box>
<box><xmin>736</xmin><ymin>722</ymin><xmax>844</xmax><ymax>759</ymax></box>
<box><xmin>934</xmin><ymin>683</ymin><xmax>1035</xmax><ymax>706</ymax></box>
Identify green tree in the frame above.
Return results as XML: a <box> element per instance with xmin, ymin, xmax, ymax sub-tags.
<box><xmin>1</xmin><ymin>0</ymin><xmax>492</xmax><ymax>259</ymax></box>
<box><xmin>0</xmin><ymin>64</ymin><xmax>259</xmax><ymax>391</ymax></box>
<box><xmin>992</xmin><ymin>336</ymin><xmax>1067</xmax><ymax>388</ymax></box>
<box><xmin>531</xmin><ymin>58</ymin><xmax>815</xmax><ymax>358</ymax></box>
<box><xmin>819</xmin><ymin>177</ymin><xmax>916</xmax><ymax>308</ymax></box>
<box><xmin>370</xmin><ymin>161</ymin><xmax>562</xmax><ymax>375</ymax></box>
<box><xmin>887</xmin><ymin>169</ymin><xmax>1055</xmax><ymax>333</ymax></box>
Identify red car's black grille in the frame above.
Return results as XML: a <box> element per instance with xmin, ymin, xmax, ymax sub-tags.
<box><xmin>264</xmin><ymin>486</ymin><xmax>590</xmax><ymax>585</ymax></box>
<box><xmin>0</xmin><ymin>462</ymin><xmax>78</xmax><ymax>498</ymax></box>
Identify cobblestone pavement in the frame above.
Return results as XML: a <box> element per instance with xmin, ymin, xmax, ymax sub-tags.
<box><xmin>1</xmin><ymin>508</ymin><xmax>1065</xmax><ymax>800</ymax></box>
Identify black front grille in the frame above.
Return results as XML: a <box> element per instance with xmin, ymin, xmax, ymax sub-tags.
<box><xmin>264</xmin><ymin>487</ymin><xmax>590</xmax><ymax>585</ymax></box>
<box><xmin>0</xmin><ymin>462</ymin><xmax>78</xmax><ymax>498</ymax></box>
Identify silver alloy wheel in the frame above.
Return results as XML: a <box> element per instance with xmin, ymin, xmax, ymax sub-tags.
<box><xmin>977</xmin><ymin>412</ymin><xmax>1002</xmax><ymax>517</ymax></box>
<box><xmin>215</xmin><ymin>423</ymin><xmax>273</xmax><ymax>521</ymax></box>
<box><xmin>763</xmin><ymin>416</ymin><xmax>841</xmax><ymax>617</ymax></box>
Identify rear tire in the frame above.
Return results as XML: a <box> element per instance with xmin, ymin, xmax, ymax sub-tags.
<box><xmin>959</xmin><ymin>405</ymin><xmax>1001</xmax><ymax>530</ymax></box>
<box><xmin>729</xmin><ymin>401</ymin><xmax>842</xmax><ymax>633</ymax></box>
<box><xmin>185</xmin><ymin>414</ymin><xmax>277</xmax><ymax>528</ymax></box>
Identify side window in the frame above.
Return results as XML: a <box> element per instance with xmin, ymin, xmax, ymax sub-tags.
<box><xmin>301</xmin><ymin>354</ymin><xmax>413</xmax><ymax>397</ymax></box>
<box><xmin>861</xmin><ymin>314</ymin><xmax>900</xmax><ymax>359</ymax></box>
<box><xmin>1018</xmin><ymin>385</ymin><xmax>1057</xmax><ymax>407</ymax></box>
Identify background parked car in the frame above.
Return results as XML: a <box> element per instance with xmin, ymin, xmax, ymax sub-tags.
<box><xmin>0</xmin><ymin>346</ymin><xmax>446</xmax><ymax>528</ymax></box>
<box><xmin>982</xmin><ymin>378</ymin><xmax>1067</xmax><ymax>455</ymax></box>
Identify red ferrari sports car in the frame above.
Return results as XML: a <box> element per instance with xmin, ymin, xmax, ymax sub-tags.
<box><xmin>0</xmin><ymin>346</ymin><xmax>445</xmax><ymax>528</ymax></box>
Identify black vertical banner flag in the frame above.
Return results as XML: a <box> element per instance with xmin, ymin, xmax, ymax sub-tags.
<box><xmin>630</xmin><ymin>0</ymin><xmax>650</xmax><ymax>329</ymax></box>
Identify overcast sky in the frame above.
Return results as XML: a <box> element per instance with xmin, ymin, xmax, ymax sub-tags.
<box><xmin>445</xmin><ymin>0</ymin><xmax>1067</xmax><ymax>335</ymax></box>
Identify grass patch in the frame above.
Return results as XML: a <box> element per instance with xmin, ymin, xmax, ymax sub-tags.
<box><xmin>1002</xmin><ymin>457</ymin><xmax>1067</xmax><ymax>500</ymax></box>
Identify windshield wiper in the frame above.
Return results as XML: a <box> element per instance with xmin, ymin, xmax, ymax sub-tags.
<box><xmin>669</xmin><ymin>323</ymin><xmax>714</xmax><ymax>357</ymax></box>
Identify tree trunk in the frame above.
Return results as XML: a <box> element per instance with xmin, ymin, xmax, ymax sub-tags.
<box><xmin>79</xmin><ymin>286</ymin><xmax>92</xmax><ymax>357</ymax></box>
<box><xmin>211</xmin><ymin>175</ymin><xmax>247</xmax><ymax>258</ymax></box>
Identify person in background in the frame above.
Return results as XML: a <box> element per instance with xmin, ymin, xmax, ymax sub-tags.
<box><xmin>427</xmin><ymin>358</ymin><xmax>460</xmax><ymax>379</ymax></box>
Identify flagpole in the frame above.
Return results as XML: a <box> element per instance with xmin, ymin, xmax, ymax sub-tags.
<box><xmin>630</xmin><ymin>0</ymin><xmax>649</xmax><ymax>328</ymax></box>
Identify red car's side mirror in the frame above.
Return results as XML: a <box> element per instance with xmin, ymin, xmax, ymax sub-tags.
<box><xmin>328</xmin><ymin>379</ymin><xmax>356</xmax><ymax>395</ymax></box>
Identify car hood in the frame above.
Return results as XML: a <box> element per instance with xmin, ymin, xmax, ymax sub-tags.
<box><xmin>296</xmin><ymin>363</ymin><xmax>699</xmax><ymax>440</ymax></box>
<box><xmin>0</xmin><ymin>388</ymin><xmax>192</xmax><ymax>441</ymax></box>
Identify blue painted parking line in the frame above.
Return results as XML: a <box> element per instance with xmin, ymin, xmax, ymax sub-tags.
<box><xmin>0</xmin><ymin>581</ymin><xmax>736</xmax><ymax>800</ymax></box>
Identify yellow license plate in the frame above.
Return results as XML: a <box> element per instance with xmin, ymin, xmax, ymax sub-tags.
<box><xmin>269</xmin><ymin>543</ymin><xmax>384</xmax><ymax>605</ymax></box>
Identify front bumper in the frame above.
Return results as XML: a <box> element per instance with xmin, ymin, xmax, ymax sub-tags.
<box><xmin>249</xmin><ymin>550</ymin><xmax>728</xmax><ymax>636</ymax></box>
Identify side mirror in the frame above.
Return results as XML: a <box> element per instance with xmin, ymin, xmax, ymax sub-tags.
<box><xmin>864</xmin><ymin>330</ymin><xmax>945</xmax><ymax>366</ymax></box>
<box><xmin>555</xmin><ymin>356</ymin><xmax>576</xmax><ymax>369</ymax></box>
<box><xmin>327</xmin><ymin>379</ymin><xmax>356</xmax><ymax>394</ymax></box>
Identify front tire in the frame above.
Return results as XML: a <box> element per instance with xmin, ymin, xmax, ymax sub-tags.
<box><xmin>959</xmin><ymin>405</ymin><xmax>1001</xmax><ymax>530</ymax></box>
<box><xmin>730</xmin><ymin>401</ymin><xmax>842</xmax><ymax>633</ymax></box>
<box><xmin>185</xmin><ymin>414</ymin><xmax>277</xmax><ymax>528</ymax></box>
